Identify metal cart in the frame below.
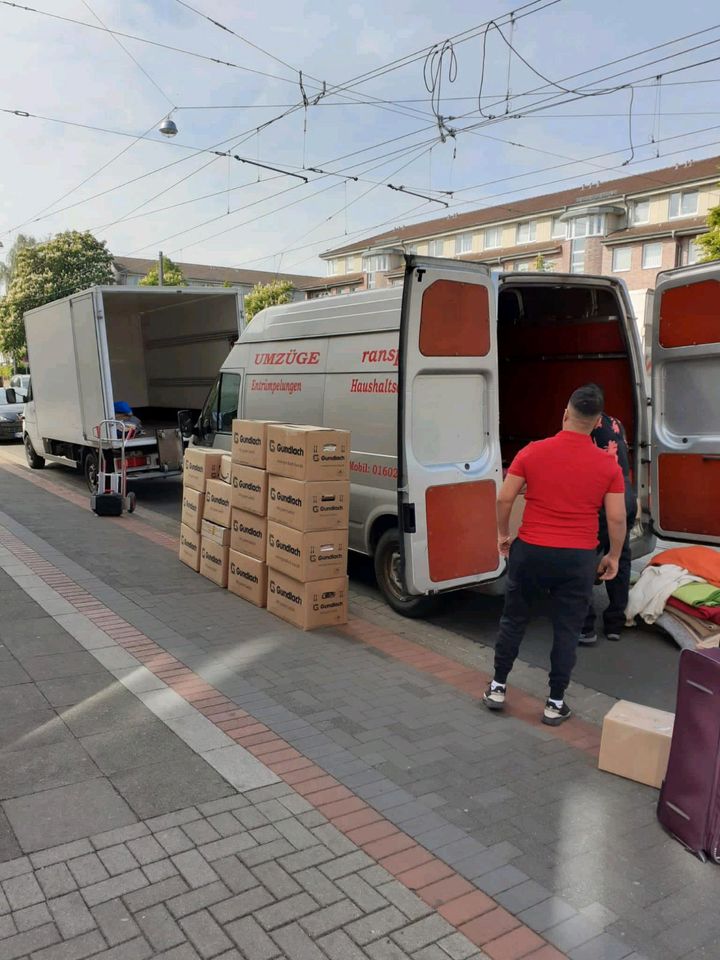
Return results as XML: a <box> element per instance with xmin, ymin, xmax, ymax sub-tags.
<box><xmin>90</xmin><ymin>419</ymin><xmax>137</xmax><ymax>515</ymax></box>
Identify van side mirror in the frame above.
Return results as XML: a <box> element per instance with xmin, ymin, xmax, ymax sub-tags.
<box><xmin>177</xmin><ymin>410</ymin><xmax>197</xmax><ymax>440</ymax></box>
<box><xmin>5</xmin><ymin>388</ymin><xmax>16</xmax><ymax>404</ymax></box>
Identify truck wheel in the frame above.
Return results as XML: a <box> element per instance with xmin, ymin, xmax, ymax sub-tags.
<box><xmin>373</xmin><ymin>528</ymin><xmax>438</xmax><ymax>619</ymax></box>
<box><xmin>84</xmin><ymin>451</ymin><xmax>99</xmax><ymax>493</ymax></box>
<box><xmin>24</xmin><ymin>435</ymin><xmax>45</xmax><ymax>469</ymax></box>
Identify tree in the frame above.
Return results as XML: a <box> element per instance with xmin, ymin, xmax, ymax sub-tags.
<box><xmin>697</xmin><ymin>202</ymin><xmax>720</xmax><ymax>262</ymax></box>
<box><xmin>0</xmin><ymin>230</ymin><xmax>114</xmax><ymax>360</ymax></box>
<box><xmin>139</xmin><ymin>255</ymin><xmax>186</xmax><ymax>286</ymax></box>
<box><xmin>244</xmin><ymin>279</ymin><xmax>294</xmax><ymax>323</ymax></box>
<box><xmin>0</xmin><ymin>234</ymin><xmax>36</xmax><ymax>292</ymax></box>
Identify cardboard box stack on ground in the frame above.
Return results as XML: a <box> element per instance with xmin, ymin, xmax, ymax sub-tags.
<box><xmin>179</xmin><ymin>448</ymin><xmax>222</xmax><ymax>571</ymax></box>
<box><xmin>224</xmin><ymin>420</ymin><xmax>280</xmax><ymax>607</ymax></box>
<box><xmin>598</xmin><ymin>700</ymin><xmax>675</xmax><ymax>789</ymax></box>
<box><xmin>266</xmin><ymin>425</ymin><xmax>350</xmax><ymax>630</ymax></box>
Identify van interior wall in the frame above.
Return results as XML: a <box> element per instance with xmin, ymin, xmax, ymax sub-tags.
<box><xmin>497</xmin><ymin>284</ymin><xmax>636</xmax><ymax>469</ymax></box>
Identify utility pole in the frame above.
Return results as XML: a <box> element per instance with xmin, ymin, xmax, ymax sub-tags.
<box><xmin>158</xmin><ymin>251</ymin><xmax>164</xmax><ymax>287</ymax></box>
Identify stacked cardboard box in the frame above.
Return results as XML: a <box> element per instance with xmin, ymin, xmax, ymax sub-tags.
<box><xmin>265</xmin><ymin>425</ymin><xmax>350</xmax><ymax>630</ymax></box>
<box><xmin>179</xmin><ymin>447</ymin><xmax>223</xmax><ymax>573</ymax></box>
<box><xmin>226</xmin><ymin>420</ymin><xmax>280</xmax><ymax>607</ymax></box>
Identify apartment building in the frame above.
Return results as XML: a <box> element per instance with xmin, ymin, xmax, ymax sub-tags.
<box><xmin>318</xmin><ymin>155</ymin><xmax>720</xmax><ymax>319</ymax></box>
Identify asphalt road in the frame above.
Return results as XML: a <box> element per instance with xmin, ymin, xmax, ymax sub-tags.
<box><xmin>0</xmin><ymin>441</ymin><xmax>681</xmax><ymax>711</ymax></box>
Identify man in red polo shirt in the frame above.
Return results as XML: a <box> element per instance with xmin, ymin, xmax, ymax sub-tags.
<box><xmin>484</xmin><ymin>384</ymin><xmax>626</xmax><ymax>725</ymax></box>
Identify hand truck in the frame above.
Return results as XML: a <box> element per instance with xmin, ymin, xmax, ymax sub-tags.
<box><xmin>90</xmin><ymin>419</ymin><xmax>137</xmax><ymax>516</ymax></box>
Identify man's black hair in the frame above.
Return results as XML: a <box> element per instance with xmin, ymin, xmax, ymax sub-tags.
<box><xmin>569</xmin><ymin>383</ymin><xmax>604</xmax><ymax>419</ymax></box>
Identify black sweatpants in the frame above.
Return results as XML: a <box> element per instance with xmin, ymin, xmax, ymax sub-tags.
<box><xmin>494</xmin><ymin>539</ymin><xmax>598</xmax><ymax>701</ymax></box>
<box><xmin>583</xmin><ymin>504</ymin><xmax>637</xmax><ymax>636</ymax></box>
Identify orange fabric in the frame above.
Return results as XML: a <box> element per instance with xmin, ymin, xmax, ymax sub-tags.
<box><xmin>650</xmin><ymin>546</ymin><xmax>720</xmax><ymax>588</ymax></box>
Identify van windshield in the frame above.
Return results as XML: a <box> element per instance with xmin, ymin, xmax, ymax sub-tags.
<box><xmin>199</xmin><ymin>373</ymin><xmax>241</xmax><ymax>441</ymax></box>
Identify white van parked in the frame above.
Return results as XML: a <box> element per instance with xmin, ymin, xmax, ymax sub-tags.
<box><xmin>183</xmin><ymin>256</ymin><xmax>719</xmax><ymax>616</ymax></box>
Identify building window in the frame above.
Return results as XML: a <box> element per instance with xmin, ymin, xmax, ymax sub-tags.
<box><xmin>516</xmin><ymin>221</ymin><xmax>537</xmax><ymax>244</ymax></box>
<box><xmin>568</xmin><ymin>214</ymin><xmax>604</xmax><ymax>238</ymax></box>
<box><xmin>363</xmin><ymin>254</ymin><xmax>389</xmax><ymax>273</ymax></box>
<box><xmin>344</xmin><ymin>256</ymin><xmax>355</xmax><ymax>272</ymax></box>
<box><xmin>327</xmin><ymin>260</ymin><xmax>339</xmax><ymax>276</ymax></box>
<box><xmin>570</xmin><ymin>238</ymin><xmax>586</xmax><ymax>274</ymax></box>
<box><xmin>454</xmin><ymin>233</ymin><xmax>473</xmax><ymax>255</ymax></box>
<box><xmin>680</xmin><ymin>237</ymin><xmax>702</xmax><ymax>266</ymax></box>
<box><xmin>428</xmin><ymin>239</ymin><xmax>445</xmax><ymax>257</ymax></box>
<box><xmin>669</xmin><ymin>190</ymin><xmax>698</xmax><ymax>219</ymax></box>
<box><xmin>551</xmin><ymin>217</ymin><xmax>566</xmax><ymax>239</ymax></box>
<box><xmin>642</xmin><ymin>242</ymin><xmax>663</xmax><ymax>269</ymax></box>
<box><xmin>515</xmin><ymin>261</ymin><xmax>531</xmax><ymax>272</ymax></box>
<box><xmin>612</xmin><ymin>247</ymin><xmax>631</xmax><ymax>272</ymax></box>
<box><xmin>484</xmin><ymin>226</ymin><xmax>501</xmax><ymax>249</ymax></box>
<box><xmin>405</xmin><ymin>244</ymin><xmax>417</xmax><ymax>255</ymax></box>
<box><xmin>631</xmin><ymin>199</ymin><xmax>650</xmax><ymax>224</ymax></box>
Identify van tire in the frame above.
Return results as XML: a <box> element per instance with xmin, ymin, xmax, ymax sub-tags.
<box><xmin>24</xmin><ymin>435</ymin><xmax>45</xmax><ymax>469</ymax></box>
<box><xmin>373</xmin><ymin>528</ymin><xmax>438</xmax><ymax>619</ymax></box>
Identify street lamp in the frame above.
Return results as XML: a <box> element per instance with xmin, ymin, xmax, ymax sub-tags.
<box><xmin>159</xmin><ymin>116</ymin><xmax>178</xmax><ymax>137</ymax></box>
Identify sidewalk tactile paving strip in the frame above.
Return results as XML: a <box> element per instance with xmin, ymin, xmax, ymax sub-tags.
<box><xmin>0</xmin><ymin>522</ymin><xmax>574</xmax><ymax>960</ymax></box>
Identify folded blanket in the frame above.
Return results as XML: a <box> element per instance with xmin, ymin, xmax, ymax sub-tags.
<box><xmin>650</xmin><ymin>546</ymin><xmax>720</xmax><ymax>588</ymax></box>
<box><xmin>672</xmin><ymin>581</ymin><xmax>720</xmax><ymax>607</ymax></box>
<box><xmin>666</xmin><ymin>597</ymin><xmax>720</xmax><ymax>626</ymax></box>
<box><xmin>626</xmin><ymin>564</ymin><xmax>702</xmax><ymax>625</ymax></box>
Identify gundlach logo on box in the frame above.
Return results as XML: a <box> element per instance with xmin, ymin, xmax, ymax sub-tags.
<box><xmin>234</xmin><ymin>519</ymin><xmax>263</xmax><ymax>539</ymax></box>
<box><xmin>230</xmin><ymin>562</ymin><xmax>259</xmax><ymax>583</ymax></box>
<box><xmin>234</xmin><ymin>477</ymin><xmax>262</xmax><ymax>493</ymax></box>
<box><xmin>268</xmin><ymin>533</ymin><xmax>301</xmax><ymax>557</ymax></box>
<box><xmin>207</xmin><ymin>490</ymin><xmax>230</xmax><ymax>506</ymax></box>
<box><xmin>271</xmin><ymin>487</ymin><xmax>302</xmax><ymax>506</ymax></box>
<box><xmin>201</xmin><ymin>548</ymin><xmax>223</xmax><ymax>567</ymax></box>
<box><xmin>235</xmin><ymin>433</ymin><xmax>262</xmax><ymax>446</ymax></box>
<box><xmin>269</xmin><ymin>579</ymin><xmax>303</xmax><ymax>605</ymax></box>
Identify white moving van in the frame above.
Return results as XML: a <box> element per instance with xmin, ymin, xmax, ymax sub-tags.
<box><xmin>23</xmin><ymin>287</ymin><xmax>242</xmax><ymax>490</ymax></box>
<box><xmin>185</xmin><ymin>256</ymin><xmax>719</xmax><ymax>616</ymax></box>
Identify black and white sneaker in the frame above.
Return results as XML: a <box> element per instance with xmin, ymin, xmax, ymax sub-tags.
<box><xmin>483</xmin><ymin>682</ymin><xmax>506</xmax><ymax>711</ymax></box>
<box><xmin>543</xmin><ymin>699</ymin><xmax>572</xmax><ymax>726</ymax></box>
<box><xmin>606</xmin><ymin>632</ymin><xmax>621</xmax><ymax>642</ymax></box>
<box><xmin>578</xmin><ymin>632</ymin><xmax>597</xmax><ymax>646</ymax></box>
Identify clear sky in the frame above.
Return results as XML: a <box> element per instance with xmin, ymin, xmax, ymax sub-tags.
<box><xmin>1</xmin><ymin>0</ymin><xmax>719</xmax><ymax>277</ymax></box>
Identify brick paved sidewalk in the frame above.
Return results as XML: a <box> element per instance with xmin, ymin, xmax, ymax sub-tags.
<box><xmin>0</xmin><ymin>464</ymin><xmax>715</xmax><ymax>960</ymax></box>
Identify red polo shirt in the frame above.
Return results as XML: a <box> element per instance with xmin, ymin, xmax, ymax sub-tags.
<box><xmin>508</xmin><ymin>431</ymin><xmax>625</xmax><ymax>549</ymax></box>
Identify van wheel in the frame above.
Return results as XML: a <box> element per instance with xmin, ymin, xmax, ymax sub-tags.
<box><xmin>84</xmin><ymin>451</ymin><xmax>99</xmax><ymax>493</ymax></box>
<box><xmin>373</xmin><ymin>528</ymin><xmax>438</xmax><ymax>618</ymax></box>
<box><xmin>24</xmin><ymin>435</ymin><xmax>45</xmax><ymax>469</ymax></box>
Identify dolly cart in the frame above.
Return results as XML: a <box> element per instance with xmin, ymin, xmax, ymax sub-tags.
<box><xmin>90</xmin><ymin>419</ymin><xmax>137</xmax><ymax>516</ymax></box>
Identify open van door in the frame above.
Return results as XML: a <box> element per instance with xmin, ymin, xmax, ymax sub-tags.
<box><xmin>651</xmin><ymin>262</ymin><xmax>720</xmax><ymax>544</ymax></box>
<box><xmin>398</xmin><ymin>256</ymin><xmax>503</xmax><ymax>595</ymax></box>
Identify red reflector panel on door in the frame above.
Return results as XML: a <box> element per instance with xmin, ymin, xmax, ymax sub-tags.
<box><xmin>659</xmin><ymin>280</ymin><xmax>720</xmax><ymax>348</ymax></box>
<box><xmin>420</xmin><ymin>280</ymin><xmax>490</xmax><ymax>357</ymax></box>
<box><xmin>426</xmin><ymin>481</ymin><xmax>498</xmax><ymax>582</ymax></box>
<box><xmin>658</xmin><ymin>454</ymin><xmax>720</xmax><ymax>538</ymax></box>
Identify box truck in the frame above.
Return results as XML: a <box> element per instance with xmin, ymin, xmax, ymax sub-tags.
<box><xmin>180</xmin><ymin>256</ymin><xmax>718</xmax><ymax>616</ymax></box>
<box><xmin>22</xmin><ymin>286</ymin><xmax>242</xmax><ymax>490</ymax></box>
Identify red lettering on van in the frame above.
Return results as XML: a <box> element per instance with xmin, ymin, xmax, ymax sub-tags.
<box><xmin>361</xmin><ymin>348</ymin><xmax>399</xmax><ymax>366</ymax></box>
<box><xmin>254</xmin><ymin>351</ymin><xmax>321</xmax><ymax>366</ymax></box>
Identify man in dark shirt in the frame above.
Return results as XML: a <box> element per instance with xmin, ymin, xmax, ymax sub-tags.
<box><xmin>484</xmin><ymin>384</ymin><xmax>626</xmax><ymax>726</ymax></box>
<box><xmin>580</xmin><ymin>408</ymin><xmax>637</xmax><ymax>644</ymax></box>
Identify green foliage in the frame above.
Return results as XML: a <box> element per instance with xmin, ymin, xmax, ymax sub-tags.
<box><xmin>697</xmin><ymin>202</ymin><xmax>720</xmax><ymax>262</ymax></box>
<box><xmin>0</xmin><ymin>234</ymin><xmax>36</xmax><ymax>291</ymax></box>
<box><xmin>244</xmin><ymin>279</ymin><xmax>294</xmax><ymax>323</ymax></box>
<box><xmin>0</xmin><ymin>230</ymin><xmax>114</xmax><ymax>360</ymax></box>
<box><xmin>139</xmin><ymin>255</ymin><xmax>187</xmax><ymax>286</ymax></box>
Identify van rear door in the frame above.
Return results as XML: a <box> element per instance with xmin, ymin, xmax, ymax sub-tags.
<box><xmin>650</xmin><ymin>262</ymin><xmax>720</xmax><ymax>544</ymax></box>
<box><xmin>398</xmin><ymin>256</ymin><xmax>502</xmax><ymax>595</ymax></box>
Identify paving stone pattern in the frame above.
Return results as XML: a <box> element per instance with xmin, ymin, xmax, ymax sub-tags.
<box><xmin>0</xmin><ymin>466</ymin><xmax>714</xmax><ymax>959</ymax></box>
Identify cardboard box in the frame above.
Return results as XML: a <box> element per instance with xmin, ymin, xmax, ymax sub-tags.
<box><xmin>220</xmin><ymin>454</ymin><xmax>232</xmax><ymax>483</ymax></box>
<box><xmin>199</xmin><ymin>538</ymin><xmax>229</xmax><ymax>588</ymax></box>
<box><xmin>183</xmin><ymin>447</ymin><xmax>223</xmax><ymax>492</ymax></box>
<box><xmin>266</xmin><ymin>425</ymin><xmax>350</xmax><ymax>481</ymax></box>
<box><xmin>178</xmin><ymin>523</ymin><xmax>201</xmax><ymax>571</ymax></box>
<box><xmin>204</xmin><ymin>479</ymin><xmax>232</xmax><ymax>528</ymax></box>
<box><xmin>231</xmin><ymin>419</ymin><xmax>282</xmax><ymax>469</ymax></box>
<box><xmin>201</xmin><ymin>519</ymin><xmax>231</xmax><ymax>547</ymax></box>
<box><xmin>231</xmin><ymin>509</ymin><xmax>267</xmax><ymax>562</ymax></box>
<box><xmin>267</xmin><ymin>521</ymin><xmax>348</xmax><ymax>582</ymax></box>
<box><xmin>181</xmin><ymin>487</ymin><xmax>204</xmax><ymax>532</ymax></box>
<box><xmin>598</xmin><ymin>700</ymin><xmax>675</xmax><ymax>789</ymax></box>
<box><xmin>231</xmin><ymin>464</ymin><xmax>269</xmax><ymax>516</ymax></box>
<box><xmin>267</xmin><ymin>569</ymin><xmax>348</xmax><ymax>631</ymax></box>
<box><xmin>228</xmin><ymin>551</ymin><xmax>267</xmax><ymax>606</ymax></box>
<box><xmin>268</xmin><ymin>476</ymin><xmax>349</xmax><ymax>532</ymax></box>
